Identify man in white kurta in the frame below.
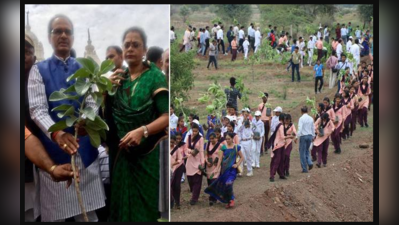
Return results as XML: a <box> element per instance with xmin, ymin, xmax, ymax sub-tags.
<box><xmin>307</xmin><ymin>36</ymin><xmax>315</xmax><ymax>66</ymax></box>
<box><xmin>251</xmin><ymin>111</ymin><xmax>265</xmax><ymax>168</ymax></box>
<box><xmin>254</xmin><ymin>27</ymin><xmax>262</xmax><ymax>53</ymax></box>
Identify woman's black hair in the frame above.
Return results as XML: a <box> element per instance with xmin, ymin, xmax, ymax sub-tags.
<box><xmin>321</xmin><ymin>113</ymin><xmax>329</xmax><ymax>120</ymax></box>
<box><xmin>318</xmin><ymin>103</ymin><xmax>325</xmax><ymax>112</ymax></box>
<box><xmin>178</xmin><ymin>116</ymin><xmax>185</xmax><ymax>122</ymax></box>
<box><xmin>193</xmin><ymin>115</ymin><xmax>200</xmax><ymax>121</ymax></box>
<box><xmin>343</xmin><ymin>90</ymin><xmax>350</xmax><ymax>98</ymax></box>
<box><xmin>284</xmin><ymin>114</ymin><xmax>292</xmax><ymax>121</ymax></box>
<box><xmin>122</xmin><ymin>26</ymin><xmax>148</xmax><ymax>49</ymax></box>
<box><xmin>323</xmin><ymin>97</ymin><xmax>330</xmax><ymax>103</ymax></box>
<box><xmin>175</xmin><ymin>131</ymin><xmax>183</xmax><ymax>137</ymax></box>
<box><xmin>228</xmin><ymin>121</ymin><xmax>235</xmax><ymax>131</ymax></box>
<box><xmin>333</xmin><ymin>93</ymin><xmax>342</xmax><ymax>103</ymax></box>
<box><xmin>209</xmin><ymin>132</ymin><xmax>216</xmax><ymax>139</ymax></box>
<box><xmin>226</xmin><ymin>132</ymin><xmax>235</xmax><ymax>139</ymax></box>
<box><xmin>171</xmin><ymin>26</ymin><xmax>174</xmax><ymax>31</ymax></box>
<box><xmin>191</xmin><ymin>123</ymin><xmax>200</xmax><ymax>130</ymax></box>
<box><xmin>214</xmin><ymin>127</ymin><xmax>222</xmax><ymax>133</ymax></box>
<box><xmin>279</xmin><ymin>113</ymin><xmax>285</xmax><ymax>121</ymax></box>
<box><xmin>171</xmin><ymin>135</ymin><xmax>176</xmax><ymax>141</ymax></box>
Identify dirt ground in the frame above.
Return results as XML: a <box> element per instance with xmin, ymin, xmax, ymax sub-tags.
<box><xmin>171</xmin><ymin>50</ymin><xmax>374</xmax><ymax>222</ymax></box>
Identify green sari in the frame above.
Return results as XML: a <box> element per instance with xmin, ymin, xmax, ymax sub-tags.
<box><xmin>108</xmin><ymin>63</ymin><xmax>168</xmax><ymax>222</ymax></box>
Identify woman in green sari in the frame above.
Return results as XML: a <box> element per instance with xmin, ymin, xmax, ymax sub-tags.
<box><xmin>106</xmin><ymin>27</ymin><xmax>169</xmax><ymax>222</ymax></box>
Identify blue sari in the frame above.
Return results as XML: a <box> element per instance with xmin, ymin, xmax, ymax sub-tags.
<box><xmin>204</xmin><ymin>145</ymin><xmax>240</xmax><ymax>203</ymax></box>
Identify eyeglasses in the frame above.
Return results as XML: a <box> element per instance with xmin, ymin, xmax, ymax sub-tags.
<box><xmin>51</xmin><ymin>28</ymin><xmax>73</xmax><ymax>36</ymax></box>
<box><xmin>123</xmin><ymin>41</ymin><xmax>143</xmax><ymax>50</ymax></box>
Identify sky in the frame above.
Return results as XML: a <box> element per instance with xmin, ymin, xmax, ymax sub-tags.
<box><xmin>24</xmin><ymin>4</ymin><xmax>170</xmax><ymax>61</ymax></box>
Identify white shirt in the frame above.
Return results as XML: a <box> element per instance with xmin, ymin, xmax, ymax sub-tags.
<box><xmin>307</xmin><ymin>39</ymin><xmax>315</xmax><ymax>49</ymax></box>
<box><xmin>170</xmin><ymin>113</ymin><xmax>178</xmax><ymax>130</ymax></box>
<box><xmin>255</xmin><ymin>30</ymin><xmax>262</xmax><ymax>46</ymax></box>
<box><xmin>296</xmin><ymin>113</ymin><xmax>315</xmax><ymax>138</ymax></box>
<box><xmin>317</xmin><ymin>31</ymin><xmax>322</xmax><ymax>39</ymax></box>
<box><xmin>336</xmin><ymin>43</ymin><xmax>343</xmax><ymax>56</ymax></box>
<box><xmin>249</xmin><ymin>27</ymin><xmax>255</xmax><ymax>37</ymax></box>
<box><xmin>298</xmin><ymin>41</ymin><xmax>305</xmax><ymax>53</ymax></box>
<box><xmin>238</xmin><ymin>125</ymin><xmax>253</xmax><ymax>140</ymax></box>
<box><xmin>190</xmin><ymin>31</ymin><xmax>195</xmax><ymax>41</ymax></box>
<box><xmin>221</xmin><ymin>125</ymin><xmax>228</xmax><ymax>134</ymax></box>
<box><xmin>335</xmin><ymin>59</ymin><xmax>349</xmax><ymax>70</ymax></box>
<box><xmin>341</xmin><ymin>28</ymin><xmax>348</xmax><ymax>36</ymax></box>
<box><xmin>217</xmin><ymin>29</ymin><xmax>223</xmax><ymax>40</ymax></box>
<box><xmin>239</xmin><ymin>29</ymin><xmax>245</xmax><ymax>39</ymax></box>
<box><xmin>98</xmin><ymin>146</ymin><xmax>110</xmax><ymax>184</ymax></box>
<box><xmin>248</xmin><ymin>27</ymin><xmax>253</xmax><ymax>37</ymax></box>
<box><xmin>324</xmin><ymin>28</ymin><xmax>329</xmax><ymax>37</ymax></box>
<box><xmin>233</xmin><ymin>26</ymin><xmax>239</xmax><ymax>36</ymax></box>
<box><xmin>211</xmin><ymin>27</ymin><xmax>217</xmax><ymax>37</ymax></box>
<box><xmin>205</xmin><ymin>30</ymin><xmax>210</xmax><ymax>39</ymax></box>
<box><xmin>170</xmin><ymin>30</ymin><xmax>175</xmax><ymax>41</ymax></box>
<box><xmin>270</xmin><ymin>115</ymin><xmax>280</xmax><ymax>135</ymax></box>
<box><xmin>183</xmin><ymin>30</ymin><xmax>191</xmax><ymax>45</ymax></box>
<box><xmin>350</xmin><ymin>44</ymin><xmax>360</xmax><ymax>59</ymax></box>
<box><xmin>251</xmin><ymin>118</ymin><xmax>265</xmax><ymax>137</ymax></box>
<box><xmin>355</xmin><ymin>29</ymin><xmax>361</xmax><ymax>38</ymax></box>
<box><xmin>243</xmin><ymin>40</ymin><xmax>249</xmax><ymax>49</ymax></box>
<box><xmin>346</xmin><ymin>40</ymin><xmax>352</xmax><ymax>52</ymax></box>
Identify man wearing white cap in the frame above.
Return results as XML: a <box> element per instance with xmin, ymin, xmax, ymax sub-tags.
<box><xmin>307</xmin><ymin>36</ymin><xmax>315</xmax><ymax>66</ymax></box>
<box><xmin>270</xmin><ymin>107</ymin><xmax>283</xmax><ymax>137</ymax></box>
<box><xmin>243</xmin><ymin>37</ymin><xmax>250</xmax><ymax>60</ymax></box>
<box><xmin>346</xmin><ymin>36</ymin><xmax>353</xmax><ymax>53</ymax></box>
<box><xmin>251</xmin><ymin>111</ymin><xmax>264</xmax><ymax>168</ymax></box>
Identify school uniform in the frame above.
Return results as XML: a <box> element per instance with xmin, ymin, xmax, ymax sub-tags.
<box><xmin>283</xmin><ymin>123</ymin><xmax>297</xmax><ymax>176</ymax></box>
<box><xmin>170</xmin><ymin>142</ymin><xmax>186</xmax><ymax>206</ymax></box>
<box><xmin>237</xmin><ymin>122</ymin><xmax>253</xmax><ymax>173</ymax></box>
<box><xmin>341</xmin><ymin>96</ymin><xmax>354</xmax><ymax>139</ymax></box>
<box><xmin>251</xmin><ymin>119</ymin><xmax>265</xmax><ymax>168</ymax></box>
<box><xmin>205</xmin><ymin>140</ymin><xmax>223</xmax><ymax>203</ymax></box>
<box><xmin>258</xmin><ymin>103</ymin><xmax>272</xmax><ymax>153</ymax></box>
<box><xmin>357</xmin><ymin>82</ymin><xmax>371</xmax><ymax>126</ymax></box>
<box><xmin>313</xmin><ymin>118</ymin><xmax>335</xmax><ymax>165</ymax></box>
<box><xmin>243</xmin><ymin>40</ymin><xmax>250</xmax><ymax>59</ymax></box>
<box><xmin>332</xmin><ymin>103</ymin><xmax>345</xmax><ymax>153</ymax></box>
<box><xmin>270</xmin><ymin>122</ymin><xmax>285</xmax><ymax>179</ymax></box>
<box><xmin>185</xmin><ymin>135</ymin><xmax>205</xmax><ymax>203</ymax></box>
<box><xmin>350</xmin><ymin>93</ymin><xmax>359</xmax><ymax>135</ymax></box>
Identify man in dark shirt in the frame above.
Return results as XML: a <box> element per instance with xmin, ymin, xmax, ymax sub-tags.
<box><xmin>224</xmin><ymin>77</ymin><xmax>242</xmax><ymax>111</ymax></box>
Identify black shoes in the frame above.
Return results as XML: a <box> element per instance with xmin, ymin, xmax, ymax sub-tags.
<box><xmin>270</xmin><ymin>178</ymin><xmax>275</xmax><ymax>182</ymax></box>
<box><xmin>365</xmin><ymin>123</ymin><xmax>369</xmax><ymax>127</ymax></box>
<box><xmin>190</xmin><ymin>200</ymin><xmax>197</xmax><ymax>205</ymax></box>
<box><xmin>280</xmin><ymin>176</ymin><xmax>287</xmax><ymax>180</ymax></box>
<box><xmin>309</xmin><ymin>165</ymin><xmax>313</xmax><ymax>170</ymax></box>
<box><xmin>285</xmin><ymin>172</ymin><xmax>290</xmax><ymax>177</ymax></box>
<box><xmin>316</xmin><ymin>163</ymin><xmax>321</xmax><ymax>168</ymax></box>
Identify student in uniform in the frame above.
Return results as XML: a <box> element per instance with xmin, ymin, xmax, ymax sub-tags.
<box><xmin>341</xmin><ymin>90</ymin><xmax>354</xmax><ymax>140</ymax></box>
<box><xmin>243</xmin><ymin>37</ymin><xmax>250</xmax><ymax>60</ymax></box>
<box><xmin>331</xmin><ymin>94</ymin><xmax>344</xmax><ymax>154</ymax></box>
<box><xmin>357</xmin><ymin>75</ymin><xmax>371</xmax><ymax>127</ymax></box>
<box><xmin>349</xmin><ymin>85</ymin><xmax>359</xmax><ymax>136</ymax></box>
<box><xmin>170</xmin><ymin>133</ymin><xmax>186</xmax><ymax>209</ymax></box>
<box><xmin>237</xmin><ymin>120</ymin><xmax>254</xmax><ymax>176</ymax></box>
<box><xmin>312</xmin><ymin>103</ymin><xmax>326</xmax><ymax>161</ymax></box>
<box><xmin>323</xmin><ymin>97</ymin><xmax>336</xmax><ymax>124</ymax></box>
<box><xmin>258</xmin><ymin>92</ymin><xmax>271</xmax><ymax>155</ymax></box>
<box><xmin>205</xmin><ymin>133</ymin><xmax>224</xmax><ymax>206</ymax></box>
<box><xmin>282</xmin><ymin>114</ymin><xmax>297</xmax><ymax>177</ymax></box>
<box><xmin>185</xmin><ymin>123</ymin><xmax>205</xmax><ymax>205</ymax></box>
<box><xmin>252</xmin><ymin>111</ymin><xmax>265</xmax><ymax>169</ymax></box>
<box><xmin>269</xmin><ymin>113</ymin><xmax>287</xmax><ymax>182</ymax></box>
<box><xmin>313</xmin><ymin>113</ymin><xmax>335</xmax><ymax>168</ymax></box>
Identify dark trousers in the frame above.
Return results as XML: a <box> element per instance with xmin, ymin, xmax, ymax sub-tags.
<box><xmin>358</xmin><ymin>107</ymin><xmax>368</xmax><ymax>126</ymax></box>
<box><xmin>292</xmin><ymin>63</ymin><xmax>300</xmax><ymax>81</ymax></box>
<box><xmin>250</xmin><ymin>38</ymin><xmax>255</xmax><ymax>52</ymax></box>
<box><xmin>207</xmin><ymin>56</ymin><xmax>217</xmax><ymax>69</ymax></box>
<box><xmin>171</xmin><ymin>164</ymin><xmax>185</xmax><ymax>206</ymax></box>
<box><xmin>317</xmin><ymin>49</ymin><xmax>323</xmax><ymax>61</ymax></box>
<box><xmin>270</xmin><ymin>147</ymin><xmax>285</xmax><ymax>179</ymax></box>
<box><xmin>315</xmin><ymin>76</ymin><xmax>323</xmax><ymax>93</ymax></box>
<box><xmin>331</xmin><ymin>123</ymin><xmax>342</xmax><ymax>151</ymax></box>
<box><xmin>283</xmin><ymin>143</ymin><xmax>293</xmax><ymax>174</ymax></box>
<box><xmin>342</xmin><ymin>114</ymin><xmax>352</xmax><ymax>139</ymax></box>
<box><xmin>204</xmin><ymin>39</ymin><xmax>210</xmax><ymax>55</ymax></box>
<box><xmin>261</xmin><ymin>121</ymin><xmax>270</xmax><ymax>154</ymax></box>
<box><xmin>207</xmin><ymin>178</ymin><xmax>217</xmax><ymax>202</ymax></box>
<box><xmin>179</xmin><ymin>44</ymin><xmax>185</xmax><ymax>52</ymax></box>
<box><xmin>238</xmin><ymin>39</ymin><xmax>244</xmax><ymax>52</ymax></box>
<box><xmin>231</xmin><ymin>49</ymin><xmax>237</xmax><ymax>61</ymax></box>
<box><xmin>187</xmin><ymin>174</ymin><xmax>203</xmax><ymax>202</ymax></box>
<box><xmin>218</xmin><ymin>39</ymin><xmax>225</xmax><ymax>54</ymax></box>
<box><xmin>96</xmin><ymin>183</ymin><xmax>111</xmax><ymax>222</ymax></box>
<box><xmin>314</xmin><ymin>139</ymin><xmax>329</xmax><ymax>165</ymax></box>
<box><xmin>350</xmin><ymin>108</ymin><xmax>358</xmax><ymax>135</ymax></box>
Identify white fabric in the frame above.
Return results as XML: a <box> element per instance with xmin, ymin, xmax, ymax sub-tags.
<box><xmin>170</xmin><ymin>30</ymin><xmax>175</xmax><ymax>41</ymax></box>
<box><xmin>307</xmin><ymin>49</ymin><xmax>314</xmax><ymax>65</ymax></box>
<box><xmin>346</xmin><ymin>40</ymin><xmax>352</xmax><ymax>52</ymax></box>
<box><xmin>233</xmin><ymin>26</ymin><xmax>239</xmax><ymax>36</ymax></box>
<box><xmin>238</xmin><ymin>30</ymin><xmax>245</xmax><ymax>39</ymax></box>
<box><xmin>341</xmin><ymin>28</ymin><xmax>348</xmax><ymax>36</ymax></box>
<box><xmin>336</xmin><ymin>43</ymin><xmax>343</xmax><ymax>59</ymax></box>
<box><xmin>240</xmin><ymin>140</ymin><xmax>253</xmax><ymax>172</ymax></box>
<box><xmin>270</xmin><ymin>115</ymin><xmax>280</xmax><ymax>135</ymax></box>
<box><xmin>350</xmin><ymin>44</ymin><xmax>360</xmax><ymax>64</ymax></box>
<box><xmin>205</xmin><ymin>30</ymin><xmax>210</xmax><ymax>39</ymax></box>
<box><xmin>252</xmin><ymin>139</ymin><xmax>262</xmax><ymax>167</ymax></box>
<box><xmin>297</xmin><ymin>113</ymin><xmax>315</xmax><ymax>138</ymax></box>
<box><xmin>217</xmin><ymin>29</ymin><xmax>223</xmax><ymax>40</ymax></box>
<box><xmin>255</xmin><ymin>30</ymin><xmax>262</xmax><ymax>46</ymax></box>
<box><xmin>170</xmin><ymin>113</ymin><xmax>178</xmax><ymax>129</ymax></box>
<box><xmin>251</xmin><ymin>119</ymin><xmax>265</xmax><ymax>137</ymax></box>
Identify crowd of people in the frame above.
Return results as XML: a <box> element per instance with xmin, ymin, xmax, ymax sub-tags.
<box><xmin>25</xmin><ymin>14</ymin><xmax>170</xmax><ymax>222</ymax></box>
<box><xmin>169</xmin><ymin>20</ymin><xmax>374</xmax><ymax>210</ymax></box>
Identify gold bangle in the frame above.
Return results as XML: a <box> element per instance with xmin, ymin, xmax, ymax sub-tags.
<box><xmin>49</xmin><ymin>165</ymin><xmax>57</xmax><ymax>174</ymax></box>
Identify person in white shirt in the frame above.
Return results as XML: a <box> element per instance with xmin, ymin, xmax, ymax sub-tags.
<box><xmin>296</xmin><ymin>106</ymin><xmax>315</xmax><ymax>173</ymax></box>
<box><xmin>190</xmin><ymin>27</ymin><xmax>196</xmax><ymax>51</ymax></box>
<box><xmin>249</xmin><ymin>24</ymin><xmax>256</xmax><ymax>52</ymax></box>
<box><xmin>355</xmin><ymin>26</ymin><xmax>361</xmax><ymax>39</ymax></box>
<box><xmin>298</xmin><ymin>37</ymin><xmax>306</xmax><ymax>68</ymax></box>
<box><xmin>243</xmin><ymin>37</ymin><xmax>250</xmax><ymax>60</ymax></box>
<box><xmin>252</xmin><ymin>111</ymin><xmax>265</xmax><ymax>168</ymax></box>
<box><xmin>233</xmin><ymin>24</ymin><xmax>239</xmax><ymax>37</ymax></box>
<box><xmin>203</xmin><ymin>26</ymin><xmax>210</xmax><ymax>56</ymax></box>
<box><xmin>307</xmin><ymin>36</ymin><xmax>315</xmax><ymax>66</ymax></box>
<box><xmin>350</xmin><ymin>39</ymin><xmax>361</xmax><ymax>65</ymax></box>
<box><xmin>170</xmin><ymin>26</ymin><xmax>176</xmax><ymax>43</ymax></box>
<box><xmin>254</xmin><ymin>27</ymin><xmax>262</xmax><ymax>53</ymax></box>
<box><xmin>341</xmin><ymin>24</ymin><xmax>348</xmax><ymax>44</ymax></box>
<box><xmin>247</xmin><ymin>23</ymin><xmax>253</xmax><ymax>43</ymax></box>
<box><xmin>317</xmin><ymin>27</ymin><xmax>322</xmax><ymax>40</ymax></box>
<box><xmin>217</xmin><ymin>26</ymin><xmax>226</xmax><ymax>55</ymax></box>
<box><xmin>181</xmin><ymin>26</ymin><xmax>192</xmax><ymax>52</ymax></box>
<box><xmin>238</xmin><ymin>26</ymin><xmax>245</xmax><ymax>53</ymax></box>
<box><xmin>346</xmin><ymin>36</ymin><xmax>353</xmax><ymax>52</ymax></box>
<box><xmin>270</xmin><ymin>106</ymin><xmax>282</xmax><ymax>136</ymax></box>
<box><xmin>170</xmin><ymin>105</ymin><xmax>178</xmax><ymax>130</ymax></box>
<box><xmin>336</xmin><ymin>39</ymin><xmax>343</xmax><ymax>59</ymax></box>
<box><xmin>324</xmin><ymin>26</ymin><xmax>329</xmax><ymax>43</ymax></box>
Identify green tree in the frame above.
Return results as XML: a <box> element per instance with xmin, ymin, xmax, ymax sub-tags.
<box><xmin>358</xmin><ymin>4</ymin><xmax>373</xmax><ymax>29</ymax></box>
<box><xmin>170</xmin><ymin>42</ymin><xmax>196</xmax><ymax>102</ymax></box>
<box><xmin>215</xmin><ymin>4</ymin><xmax>252</xmax><ymax>26</ymax></box>
<box><xmin>190</xmin><ymin>4</ymin><xmax>201</xmax><ymax>12</ymax></box>
<box><xmin>180</xmin><ymin>5</ymin><xmax>190</xmax><ymax>23</ymax></box>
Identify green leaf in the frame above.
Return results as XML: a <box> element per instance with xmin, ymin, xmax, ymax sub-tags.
<box><xmin>99</xmin><ymin>77</ymin><xmax>113</xmax><ymax>92</ymax></box>
<box><xmin>98</xmin><ymin>129</ymin><xmax>107</xmax><ymax>141</ymax></box>
<box><xmin>86</xmin><ymin>115</ymin><xmax>109</xmax><ymax>131</ymax></box>
<box><xmin>86</xmin><ymin>127</ymin><xmax>101</xmax><ymax>148</ymax></box>
<box><xmin>81</xmin><ymin>107</ymin><xmax>96</xmax><ymax>121</ymax></box>
<box><xmin>57</xmin><ymin>105</ymin><xmax>75</xmax><ymax>119</ymax></box>
<box><xmin>76</xmin><ymin>58</ymin><xmax>96</xmax><ymax>74</ymax></box>
<box><xmin>48</xmin><ymin>120</ymin><xmax>68</xmax><ymax>132</ymax></box>
<box><xmin>66</xmin><ymin>68</ymin><xmax>91</xmax><ymax>82</ymax></box>
<box><xmin>66</xmin><ymin>115</ymin><xmax>78</xmax><ymax>127</ymax></box>
<box><xmin>87</xmin><ymin>57</ymin><xmax>99</xmax><ymax>74</ymax></box>
<box><xmin>49</xmin><ymin>91</ymin><xmax>68</xmax><ymax>101</ymax></box>
<box><xmin>64</xmin><ymin>85</ymin><xmax>76</xmax><ymax>93</ymax></box>
<box><xmin>100</xmin><ymin>60</ymin><xmax>115</xmax><ymax>75</ymax></box>
<box><xmin>91</xmin><ymin>92</ymin><xmax>104</xmax><ymax>106</ymax></box>
<box><xmin>52</xmin><ymin>104</ymin><xmax>73</xmax><ymax>112</ymax></box>
<box><xmin>75</xmin><ymin>78</ymin><xmax>91</xmax><ymax>96</ymax></box>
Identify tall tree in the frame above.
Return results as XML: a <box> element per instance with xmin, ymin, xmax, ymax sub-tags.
<box><xmin>215</xmin><ymin>4</ymin><xmax>252</xmax><ymax>26</ymax></box>
<box><xmin>180</xmin><ymin>5</ymin><xmax>190</xmax><ymax>23</ymax></box>
<box><xmin>358</xmin><ymin>4</ymin><xmax>373</xmax><ymax>29</ymax></box>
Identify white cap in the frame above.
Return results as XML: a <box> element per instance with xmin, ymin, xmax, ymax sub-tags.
<box><xmin>257</xmin><ymin>27</ymin><xmax>260</xmax><ymax>30</ymax></box>
<box><xmin>225</xmin><ymin>116</ymin><xmax>232</xmax><ymax>121</ymax></box>
<box><xmin>273</xmin><ymin>106</ymin><xmax>283</xmax><ymax>112</ymax></box>
<box><xmin>245</xmin><ymin>37</ymin><xmax>248</xmax><ymax>40</ymax></box>
<box><xmin>192</xmin><ymin>119</ymin><xmax>200</xmax><ymax>125</ymax></box>
<box><xmin>230</xmin><ymin>116</ymin><xmax>237</xmax><ymax>121</ymax></box>
<box><xmin>255</xmin><ymin>110</ymin><xmax>262</xmax><ymax>116</ymax></box>
<box><xmin>245</xmin><ymin>107</ymin><xmax>251</xmax><ymax>113</ymax></box>
<box><xmin>349</xmin><ymin>36</ymin><xmax>353</xmax><ymax>39</ymax></box>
